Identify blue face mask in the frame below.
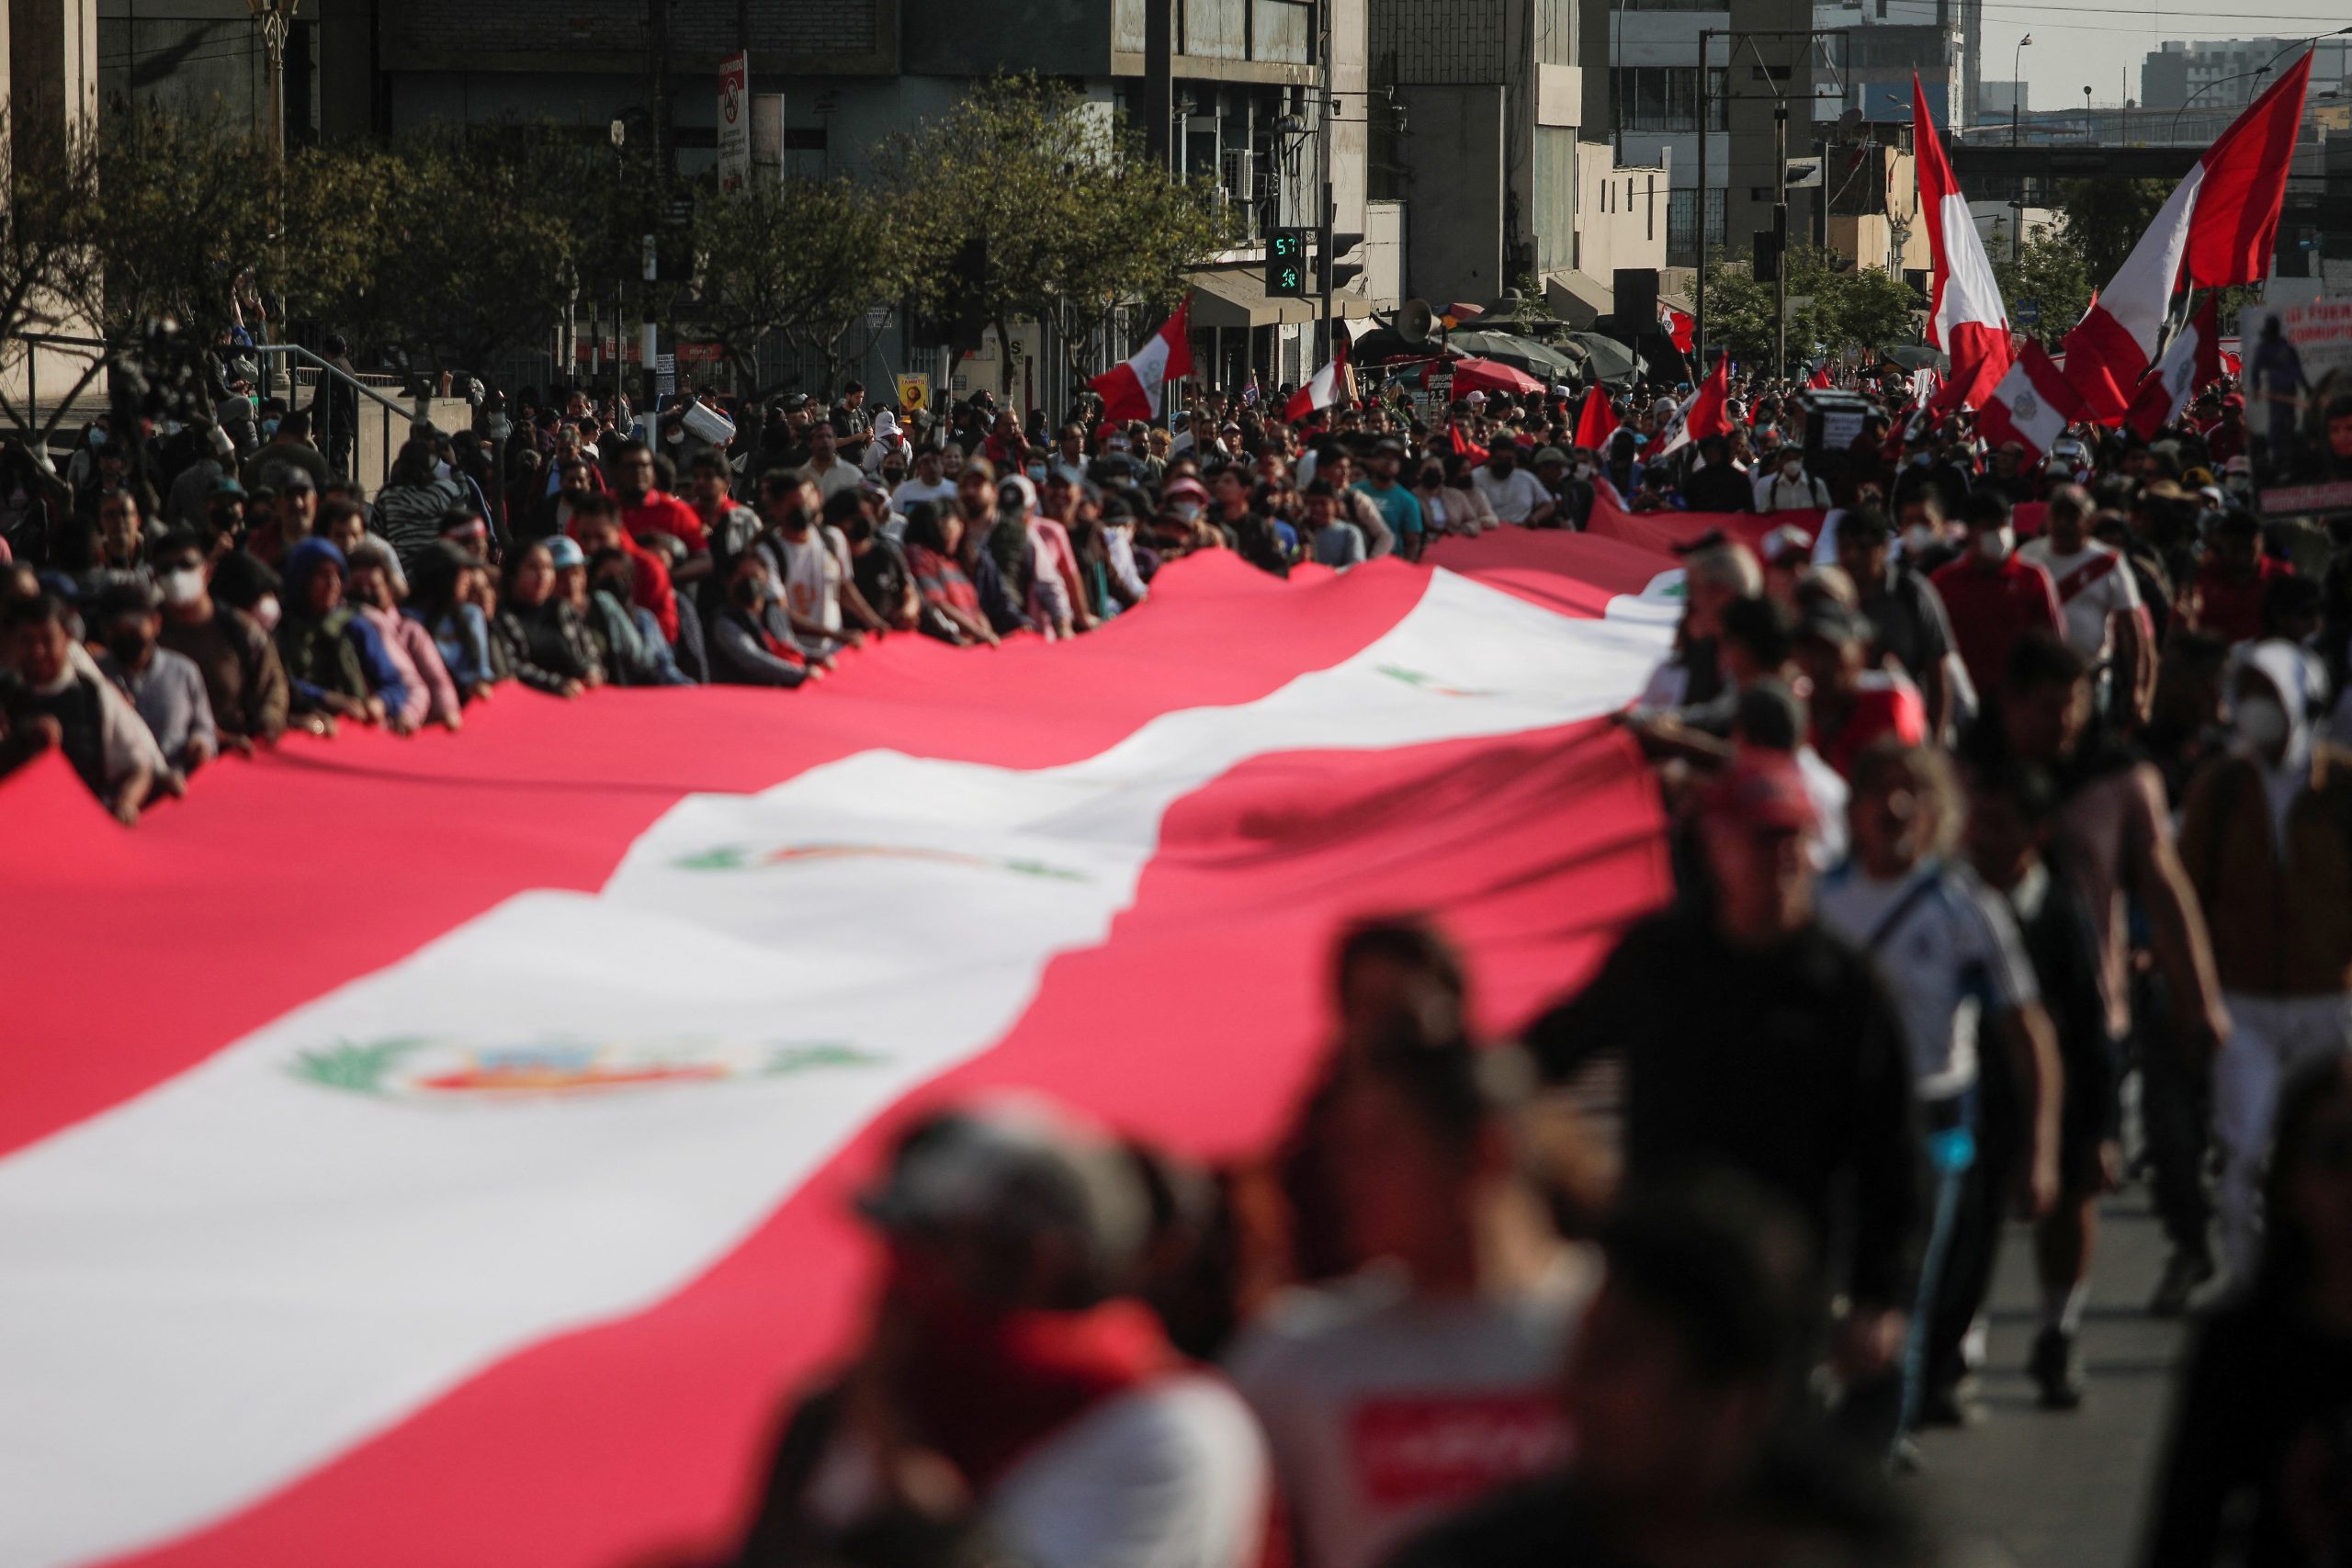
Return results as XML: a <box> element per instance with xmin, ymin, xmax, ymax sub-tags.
<box><xmin>87</xmin><ymin>428</ymin><xmax>107</xmax><ymax>447</ymax></box>
<box><xmin>261</xmin><ymin>418</ymin><xmax>281</xmax><ymax>440</ymax></box>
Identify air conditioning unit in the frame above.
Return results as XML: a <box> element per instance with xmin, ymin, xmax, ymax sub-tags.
<box><xmin>1220</xmin><ymin>147</ymin><xmax>1254</xmax><ymax>204</ymax></box>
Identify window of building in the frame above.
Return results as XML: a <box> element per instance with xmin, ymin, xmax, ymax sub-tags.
<box><xmin>1666</xmin><ymin>187</ymin><xmax>1726</xmax><ymax>266</ymax></box>
<box><xmin>1611</xmin><ymin>67</ymin><xmax>1729</xmax><ymax>133</ymax></box>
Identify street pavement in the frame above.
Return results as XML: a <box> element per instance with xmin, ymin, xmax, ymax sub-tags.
<box><xmin>1916</xmin><ymin>1188</ymin><xmax>2194</xmax><ymax>1566</ymax></box>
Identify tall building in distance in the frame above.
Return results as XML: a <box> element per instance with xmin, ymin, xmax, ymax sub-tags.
<box><xmin>2140</xmin><ymin>36</ymin><xmax>2352</xmax><ymax>111</ymax></box>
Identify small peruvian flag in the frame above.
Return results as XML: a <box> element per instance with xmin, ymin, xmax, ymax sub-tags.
<box><xmin>1977</xmin><ymin>341</ymin><xmax>2088</xmax><ymax>463</ymax></box>
<box><xmin>1091</xmin><ymin>297</ymin><xmax>1195</xmax><ymax>423</ymax></box>
<box><xmin>1283</xmin><ymin>332</ymin><xmax>1351</xmax><ymax>423</ymax></box>
<box><xmin>1651</xmin><ymin>355</ymin><xmax>1731</xmax><ymax>459</ymax></box>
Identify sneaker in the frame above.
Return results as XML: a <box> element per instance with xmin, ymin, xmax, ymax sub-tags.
<box><xmin>2028</xmin><ymin>1326</ymin><xmax>2086</xmax><ymax>1410</ymax></box>
<box><xmin>2150</xmin><ymin>1248</ymin><xmax>2215</xmax><ymax>1318</ymax></box>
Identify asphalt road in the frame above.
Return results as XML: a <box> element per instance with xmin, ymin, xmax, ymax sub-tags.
<box><xmin>1916</xmin><ymin>1190</ymin><xmax>2197</xmax><ymax>1567</ymax></box>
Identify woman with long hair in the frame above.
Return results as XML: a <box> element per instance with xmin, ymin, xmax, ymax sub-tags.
<box><xmin>493</xmin><ymin>539</ymin><xmax>603</xmax><ymax>698</ymax></box>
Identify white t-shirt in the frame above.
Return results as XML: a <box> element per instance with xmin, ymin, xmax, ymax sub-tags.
<box><xmin>1227</xmin><ymin>1254</ymin><xmax>1599</xmax><ymax>1568</ymax></box>
<box><xmin>801</xmin><ymin>1371</ymin><xmax>1269</xmax><ymax>1568</ymax></box>
<box><xmin>892</xmin><ymin>475</ymin><xmax>959</xmax><ymax>513</ymax></box>
<box><xmin>1818</xmin><ymin>861</ymin><xmax>2039</xmax><ymax>1101</ymax></box>
<box><xmin>772</xmin><ymin>526</ymin><xmax>851</xmax><ymax>650</ymax></box>
<box><xmin>990</xmin><ymin>1373</ymin><xmax>1272</xmax><ymax>1568</ymax></box>
<box><xmin>1472</xmin><ymin>467</ymin><xmax>1551</xmax><ymax>525</ymax></box>
<box><xmin>2018</xmin><ymin>538</ymin><xmax>2140</xmax><ymax>663</ymax></box>
<box><xmin>798</xmin><ymin>457</ymin><xmax>865</xmax><ymax>503</ymax></box>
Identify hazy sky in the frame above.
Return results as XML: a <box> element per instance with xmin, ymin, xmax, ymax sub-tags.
<box><xmin>1878</xmin><ymin>0</ymin><xmax>2348</xmax><ymax>108</ymax></box>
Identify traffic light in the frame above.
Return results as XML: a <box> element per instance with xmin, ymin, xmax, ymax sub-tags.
<box><xmin>1322</xmin><ymin>230</ymin><xmax>1365</xmax><ymax>293</ymax></box>
<box><xmin>1752</xmin><ymin>231</ymin><xmax>1779</xmax><ymax>283</ymax></box>
<box><xmin>1265</xmin><ymin>228</ymin><xmax>1309</xmax><ymax>297</ymax></box>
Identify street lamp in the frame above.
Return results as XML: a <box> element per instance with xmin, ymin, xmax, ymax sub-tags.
<box><xmin>2012</xmin><ymin>35</ymin><xmax>2032</xmax><ymax>148</ymax></box>
<box><xmin>2174</xmin><ymin>65</ymin><xmax>2267</xmax><ymax>136</ymax></box>
<box><xmin>243</xmin><ymin>0</ymin><xmax>300</xmax><ymax>168</ymax></box>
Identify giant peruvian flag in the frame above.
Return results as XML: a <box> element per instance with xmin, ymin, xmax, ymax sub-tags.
<box><xmin>2126</xmin><ymin>293</ymin><xmax>2225</xmax><ymax>440</ymax></box>
<box><xmin>1091</xmin><ymin>297</ymin><xmax>1195</xmax><ymax>423</ymax></box>
<box><xmin>0</xmin><ymin>537</ymin><xmax>1685</xmax><ymax>1568</ymax></box>
<box><xmin>1914</xmin><ymin>73</ymin><xmax>2012</xmax><ymax>412</ymax></box>
<box><xmin>1977</xmin><ymin>339</ymin><xmax>2089</xmax><ymax>462</ymax></box>
<box><xmin>2063</xmin><ymin>52</ymin><xmax>2310</xmax><ymax>423</ymax></box>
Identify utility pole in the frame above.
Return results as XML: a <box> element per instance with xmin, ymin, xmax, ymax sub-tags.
<box><xmin>1773</xmin><ymin>101</ymin><xmax>1788</xmax><ymax>382</ymax></box>
<box><xmin>1319</xmin><ymin>6</ymin><xmax>1336</xmax><ymax>366</ymax></box>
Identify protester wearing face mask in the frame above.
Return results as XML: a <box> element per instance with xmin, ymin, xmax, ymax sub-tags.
<box><xmin>1753</xmin><ymin>449</ymin><xmax>1831</xmax><ymax>514</ymax></box>
<box><xmin>1929</xmin><ymin>492</ymin><xmax>2062</xmax><ymax>703</ymax></box>
<box><xmin>1472</xmin><ymin>441</ymin><xmax>1556</xmax><ymax>528</ymax></box>
<box><xmin>3</xmin><ymin>591</ymin><xmax>164</xmax><ymax>823</ymax></box>
<box><xmin>2178</xmin><ymin>642</ymin><xmax>2352</xmax><ymax>1281</ymax></box>
<box><xmin>152</xmin><ymin>532</ymin><xmax>290</xmax><ymax>750</ymax></box>
<box><xmin>94</xmin><ymin>581</ymin><xmax>217</xmax><ymax>783</ymax></box>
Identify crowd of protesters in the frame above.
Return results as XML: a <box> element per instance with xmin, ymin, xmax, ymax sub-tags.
<box><xmin>6</xmin><ymin>337</ymin><xmax>2352</xmax><ymax>1564</ymax></box>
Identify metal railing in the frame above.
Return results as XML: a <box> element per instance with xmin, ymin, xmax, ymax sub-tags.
<box><xmin>251</xmin><ymin>344</ymin><xmax>431</xmax><ymax>497</ymax></box>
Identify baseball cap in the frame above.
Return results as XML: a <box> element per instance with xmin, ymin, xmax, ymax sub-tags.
<box><xmin>1163</xmin><ymin>476</ymin><xmax>1210</xmax><ymax>505</ymax></box>
<box><xmin>1464</xmin><ymin>389</ymin><xmax>1488</xmax><ymax>405</ymax></box>
<box><xmin>547</xmin><ymin>536</ymin><xmax>585</xmax><ymax>570</ymax></box>
<box><xmin>1704</xmin><ymin>754</ymin><xmax>1819</xmax><ymax>835</ymax></box>
<box><xmin>857</xmin><ymin>1097</ymin><xmax>1149</xmax><ymax>1307</ymax></box>
<box><xmin>1531</xmin><ymin>446</ymin><xmax>1568</xmax><ymax>467</ymax></box>
<box><xmin>997</xmin><ymin>474</ymin><xmax>1039</xmax><ymax>514</ymax></box>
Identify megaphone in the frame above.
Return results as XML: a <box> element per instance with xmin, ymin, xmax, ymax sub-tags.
<box><xmin>1396</xmin><ymin>298</ymin><xmax>1436</xmax><ymax>347</ymax></box>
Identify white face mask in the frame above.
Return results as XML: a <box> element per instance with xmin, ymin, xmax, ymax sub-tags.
<box><xmin>1781</xmin><ymin>461</ymin><xmax>1803</xmax><ymax>479</ymax></box>
<box><xmin>2234</xmin><ymin>694</ymin><xmax>2290</xmax><ymax>753</ymax></box>
<box><xmin>1911</xmin><ymin>451</ymin><xmax>1933</xmax><ymax>468</ymax></box>
<box><xmin>162</xmin><ymin>568</ymin><xmax>205</xmax><ymax>607</ymax></box>
<box><xmin>1573</xmin><ymin>462</ymin><xmax>1595</xmax><ymax>480</ymax></box>
<box><xmin>1902</xmin><ymin>524</ymin><xmax>1937</xmax><ymax>556</ymax></box>
<box><xmin>253</xmin><ymin>593</ymin><xmax>282</xmax><ymax>632</ymax></box>
<box><xmin>1973</xmin><ymin>526</ymin><xmax>2015</xmax><ymax>561</ymax></box>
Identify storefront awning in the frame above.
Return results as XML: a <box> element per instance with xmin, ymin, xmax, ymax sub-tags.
<box><xmin>1545</xmin><ymin>271</ymin><xmax>1613</xmax><ymax>328</ymax></box>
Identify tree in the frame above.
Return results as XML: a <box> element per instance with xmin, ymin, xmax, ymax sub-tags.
<box><xmin>2054</xmin><ymin>177</ymin><xmax>2173</xmax><ymax>286</ymax></box>
<box><xmin>878</xmin><ymin>74</ymin><xmax>1238</xmax><ymax>397</ymax></box>
<box><xmin>0</xmin><ymin>117</ymin><xmax>105</xmax><ymax>438</ymax></box>
<box><xmin>1700</xmin><ymin>246</ymin><xmax>1922</xmax><ymax>371</ymax></box>
<box><xmin>691</xmin><ymin>175</ymin><xmax>933</xmax><ymax>394</ymax></box>
<box><xmin>332</xmin><ymin>129</ymin><xmax>580</xmax><ymax>376</ymax></box>
<box><xmin>1992</xmin><ymin>230</ymin><xmax>2091</xmax><ymax>349</ymax></box>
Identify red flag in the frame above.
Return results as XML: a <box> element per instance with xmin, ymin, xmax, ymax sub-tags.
<box><xmin>2063</xmin><ymin>54</ymin><xmax>2310</xmax><ymax>423</ymax></box>
<box><xmin>1807</xmin><ymin>364</ymin><xmax>1834</xmax><ymax>390</ymax></box>
<box><xmin>1657</xmin><ymin>300</ymin><xmax>1694</xmax><ymax>355</ymax></box>
<box><xmin>2126</xmin><ymin>295</ymin><xmax>2224</xmax><ymax>440</ymax></box>
<box><xmin>1283</xmin><ymin>331</ymin><xmax>1350</xmax><ymax>423</ymax></box>
<box><xmin>1573</xmin><ymin>385</ymin><xmax>1618</xmax><ymax>450</ymax></box>
<box><xmin>1977</xmin><ymin>341</ymin><xmax>2088</xmax><ymax>463</ymax></box>
<box><xmin>1090</xmin><ymin>297</ymin><xmax>1194</xmax><ymax>423</ymax></box>
<box><xmin>1652</xmin><ymin>356</ymin><xmax>1731</xmax><ymax>459</ymax></box>
<box><xmin>1915</xmin><ymin>73</ymin><xmax>2013</xmax><ymax>412</ymax></box>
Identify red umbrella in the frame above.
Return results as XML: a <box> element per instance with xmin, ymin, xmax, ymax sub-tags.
<box><xmin>1419</xmin><ymin>355</ymin><xmax>1544</xmax><ymax>397</ymax></box>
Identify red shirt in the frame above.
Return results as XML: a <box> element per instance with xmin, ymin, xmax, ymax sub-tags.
<box><xmin>2188</xmin><ymin>555</ymin><xmax>2290</xmax><ymax>647</ymax></box>
<box><xmin>1930</xmin><ymin>552</ymin><xmax>2063</xmax><ymax>696</ymax></box>
<box><xmin>621</xmin><ymin>491</ymin><xmax>708</xmax><ymax>554</ymax></box>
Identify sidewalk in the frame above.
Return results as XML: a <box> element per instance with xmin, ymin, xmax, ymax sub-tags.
<box><xmin>1917</xmin><ymin>1191</ymin><xmax>2189</xmax><ymax>1565</ymax></box>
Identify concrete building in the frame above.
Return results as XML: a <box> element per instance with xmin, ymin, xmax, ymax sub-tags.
<box><xmin>5</xmin><ymin>0</ymin><xmax>106</xmax><ymax>430</ymax></box>
<box><xmin>1362</xmin><ymin>0</ymin><xmax>1663</xmax><ymax>314</ymax></box>
<box><xmin>2142</xmin><ymin>36</ymin><xmax>2352</xmax><ymax>113</ymax></box>
<box><xmin>1599</xmin><ymin>0</ymin><xmax>1962</xmax><ymax>268</ymax></box>
<box><xmin>97</xmin><ymin>0</ymin><xmax>1403</xmax><ymax>412</ymax></box>
<box><xmin>1977</xmin><ymin>78</ymin><xmax>2024</xmax><ymax>118</ymax></box>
